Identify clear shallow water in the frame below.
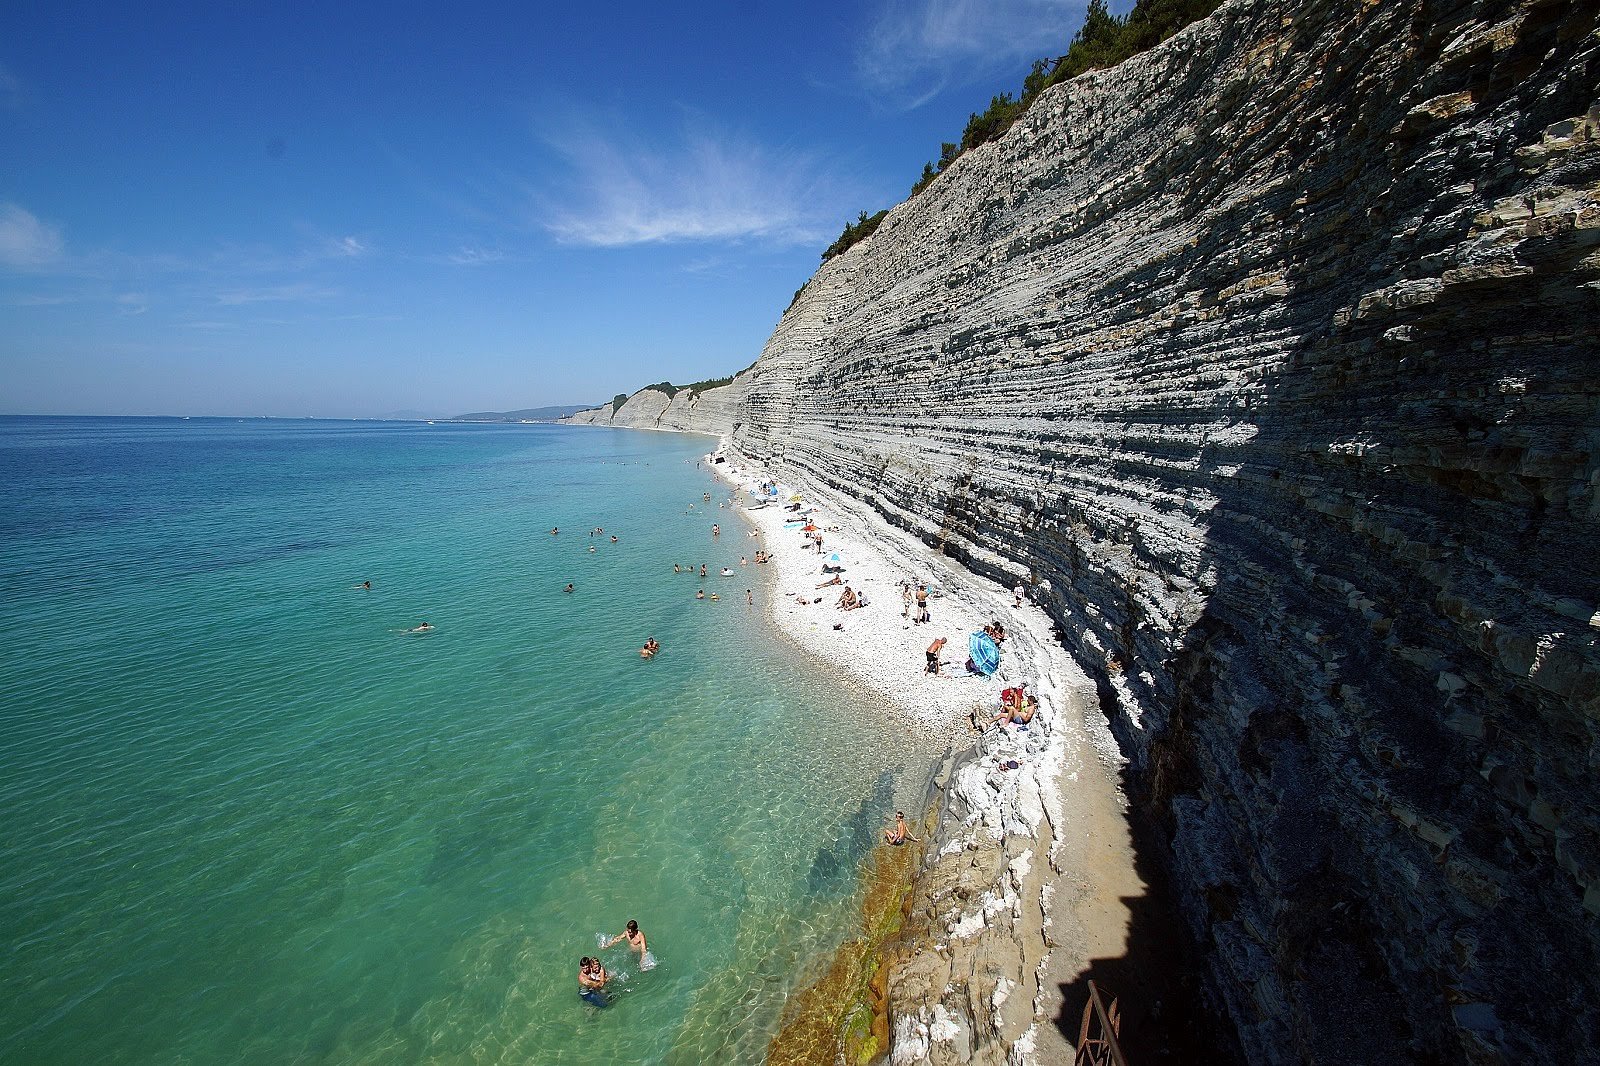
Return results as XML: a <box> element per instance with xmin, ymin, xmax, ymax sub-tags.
<box><xmin>0</xmin><ymin>417</ymin><xmax>939</xmax><ymax>1064</ymax></box>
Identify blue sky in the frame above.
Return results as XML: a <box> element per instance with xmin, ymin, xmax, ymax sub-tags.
<box><xmin>2</xmin><ymin>0</ymin><xmax>1102</xmax><ymax>418</ymax></box>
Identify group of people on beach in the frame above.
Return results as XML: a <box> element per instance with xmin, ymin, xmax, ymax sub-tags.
<box><xmin>993</xmin><ymin>683</ymin><xmax>1037</xmax><ymax>726</ymax></box>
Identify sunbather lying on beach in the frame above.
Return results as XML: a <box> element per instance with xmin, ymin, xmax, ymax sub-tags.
<box><xmin>816</xmin><ymin>575</ymin><xmax>841</xmax><ymax>588</ymax></box>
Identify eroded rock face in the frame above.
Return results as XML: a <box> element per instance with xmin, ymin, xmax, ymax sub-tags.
<box><xmin>721</xmin><ymin>0</ymin><xmax>1600</xmax><ymax>1060</ymax></box>
<box><xmin>560</xmin><ymin>378</ymin><xmax>748</xmax><ymax>433</ymax></box>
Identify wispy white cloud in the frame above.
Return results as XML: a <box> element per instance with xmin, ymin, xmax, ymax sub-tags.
<box><xmin>444</xmin><ymin>246</ymin><xmax>506</xmax><ymax>266</ymax></box>
<box><xmin>0</xmin><ymin>202</ymin><xmax>65</xmax><ymax>270</ymax></box>
<box><xmin>214</xmin><ymin>282</ymin><xmax>340</xmax><ymax>306</ymax></box>
<box><xmin>534</xmin><ymin>112</ymin><xmax>835</xmax><ymax>248</ymax></box>
<box><xmin>856</xmin><ymin>0</ymin><xmax>1087</xmax><ymax>110</ymax></box>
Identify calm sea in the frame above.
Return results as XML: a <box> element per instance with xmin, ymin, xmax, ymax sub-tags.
<box><xmin>0</xmin><ymin>416</ymin><xmax>939</xmax><ymax>1064</ymax></box>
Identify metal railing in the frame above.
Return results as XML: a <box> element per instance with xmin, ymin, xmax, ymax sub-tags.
<box><xmin>1074</xmin><ymin>980</ymin><xmax>1129</xmax><ymax>1066</ymax></box>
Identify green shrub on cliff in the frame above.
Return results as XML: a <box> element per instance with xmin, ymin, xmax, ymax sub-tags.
<box><xmin>821</xmin><ymin>209</ymin><xmax>890</xmax><ymax>262</ymax></box>
<box><xmin>907</xmin><ymin>0</ymin><xmax>1223</xmax><ymax>197</ymax></box>
<box><xmin>610</xmin><ymin>393</ymin><xmax>629</xmax><ymax>413</ymax></box>
<box><xmin>687</xmin><ymin>374</ymin><xmax>734</xmax><ymax>394</ymax></box>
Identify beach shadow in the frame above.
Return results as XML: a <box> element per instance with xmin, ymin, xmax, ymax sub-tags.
<box><xmin>1050</xmin><ymin>739</ymin><xmax>1235</xmax><ymax>1064</ymax></box>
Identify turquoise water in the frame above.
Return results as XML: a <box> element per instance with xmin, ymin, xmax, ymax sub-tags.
<box><xmin>0</xmin><ymin>417</ymin><xmax>939</xmax><ymax>1064</ymax></box>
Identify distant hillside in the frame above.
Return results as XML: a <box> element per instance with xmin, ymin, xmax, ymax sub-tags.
<box><xmin>452</xmin><ymin>405</ymin><xmax>594</xmax><ymax>422</ymax></box>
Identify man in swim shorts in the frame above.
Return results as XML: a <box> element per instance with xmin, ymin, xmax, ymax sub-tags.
<box><xmin>926</xmin><ymin>636</ymin><xmax>946</xmax><ymax>674</ymax></box>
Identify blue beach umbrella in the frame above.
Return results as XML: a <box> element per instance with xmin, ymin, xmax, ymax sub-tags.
<box><xmin>968</xmin><ymin>632</ymin><xmax>1001</xmax><ymax>676</ymax></box>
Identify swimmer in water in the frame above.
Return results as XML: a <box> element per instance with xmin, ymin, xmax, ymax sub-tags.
<box><xmin>695</xmin><ymin>589</ymin><xmax>706</xmax><ymax>600</ymax></box>
<box><xmin>354</xmin><ymin>580</ymin><xmax>371</xmax><ymax>590</ymax></box>
<box><xmin>674</xmin><ymin>564</ymin><xmax>682</xmax><ymax>573</ymax></box>
<box><xmin>607</xmin><ymin>919</ymin><xmax>648</xmax><ymax>959</ymax></box>
<box><xmin>550</xmin><ymin>527</ymin><xmax>559</xmax><ymax>536</ymax></box>
<box><xmin>640</xmin><ymin>637</ymin><xmax>660</xmax><ymax>658</ymax></box>
<box><xmin>564</xmin><ymin>583</ymin><xmax>574</xmax><ymax>594</ymax></box>
<box><xmin>407</xmin><ymin>622</ymin><xmax>434</xmax><ymax>634</ymax></box>
<box><xmin>610</xmin><ymin>535</ymin><xmax>619</xmax><ymax>543</ymax></box>
<box><xmin>578</xmin><ymin>956</ymin><xmax>608</xmax><ymax>1007</ymax></box>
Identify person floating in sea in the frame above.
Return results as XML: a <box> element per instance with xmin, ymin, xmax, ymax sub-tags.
<box><xmin>884</xmin><ymin>811</ymin><xmax>917</xmax><ymax>846</ymax></box>
<box><xmin>550</xmin><ymin>527</ymin><xmax>559</xmax><ymax>536</ymax></box>
<box><xmin>607</xmin><ymin>919</ymin><xmax>648</xmax><ymax>959</ymax></box>
<box><xmin>640</xmin><ymin>637</ymin><xmax>660</xmax><ymax>659</ymax></box>
<box><xmin>699</xmin><ymin>564</ymin><xmax>707</xmax><ymax>578</ymax></box>
<box><xmin>696</xmin><ymin>589</ymin><xmax>706</xmax><ymax>600</ymax></box>
<box><xmin>578</xmin><ymin>956</ymin><xmax>609</xmax><ymax>1007</ymax></box>
<box><xmin>719</xmin><ymin>567</ymin><xmax>734</xmax><ymax>576</ymax></box>
<box><xmin>588</xmin><ymin>545</ymin><xmax>596</xmax><ymax>553</ymax></box>
<box><xmin>674</xmin><ymin>564</ymin><xmax>682</xmax><ymax>573</ymax></box>
<box><xmin>564</xmin><ymin>583</ymin><xmax>575</xmax><ymax>594</ymax></box>
<box><xmin>354</xmin><ymin>580</ymin><xmax>372</xmax><ymax>591</ymax></box>
<box><xmin>610</xmin><ymin>535</ymin><xmax>619</xmax><ymax>543</ymax></box>
<box><xmin>407</xmin><ymin>622</ymin><xmax>435</xmax><ymax>635</ymax></box>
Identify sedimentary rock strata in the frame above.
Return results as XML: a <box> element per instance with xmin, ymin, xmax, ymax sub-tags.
<box><xmin>569</xmin><ymin>0</ymin><xmax>1600</xmax><ymax>1059</ymax></box>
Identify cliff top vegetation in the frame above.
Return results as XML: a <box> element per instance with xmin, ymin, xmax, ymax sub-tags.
<box><xmin>820</xmin><ymin>0</ymin><xmax>1223</xmax><ymax>263</ymax></box>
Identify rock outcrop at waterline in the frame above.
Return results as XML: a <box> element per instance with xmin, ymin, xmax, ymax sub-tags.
<box><xmin>566</xmin><ymin>0</ymin><xmax>1600</xmax><ymax>1059</ymax></box>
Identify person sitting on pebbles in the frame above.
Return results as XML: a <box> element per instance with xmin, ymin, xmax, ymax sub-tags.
<box><xmin>994</xmin><ymin>684</ymin><xmax>1037</xmax><ymax>726</ymax></box>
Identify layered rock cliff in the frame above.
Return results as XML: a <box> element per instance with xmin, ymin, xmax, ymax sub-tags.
<box><xmin>571</xmin><ymin>0</ymin><xmax>1600</xmax><ymax>1059</ymax></box>
<box><xmin>562</xmin><ymin>379</ymin><xmax>746</xmax><ymax>434</ymax></box>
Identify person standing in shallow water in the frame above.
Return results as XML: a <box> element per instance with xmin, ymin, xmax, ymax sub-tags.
<box><xmin>578</xmin><ymin>956</ymin><xmax>608</xmax><ymax>1007</ymax></box>
<box><xmin>607</xmin><ymin>919</ymin><xmax>648</xmax><ymax>959</ymax></box>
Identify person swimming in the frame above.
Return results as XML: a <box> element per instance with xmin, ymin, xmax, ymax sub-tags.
<box><xmin>607</xmin><ymin>919</ymin><xmax>647</xmax><ymax>958</ymax></box>
<box><xmin>695</xmin><ymin>589</ymin><xmax>705</xmax><ymax>600</ymax></box>
<box><xmin>406</xmin><ymin>622</ymin><xmax>434</xmax><ymax>634</ymax></box>
<box><xmin>578</xmin><ymin>956</ymin><xmax>608</xmax><ymax>1007</ymax></box>
<box><xmin>564</xmin><ymin>583</ymin><xmax>574</xmax><ymax>594</ymax></box>
<box><xmin>640</xmin><ymin>637</ymin><xmax>659</xmax><ymax>659</ymax></box>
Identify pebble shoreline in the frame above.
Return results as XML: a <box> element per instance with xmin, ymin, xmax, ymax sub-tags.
<box><xmin>710</xmin><ymin>443</ymin><xmax>1138</xmax><ymax>1064</ymax></box>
